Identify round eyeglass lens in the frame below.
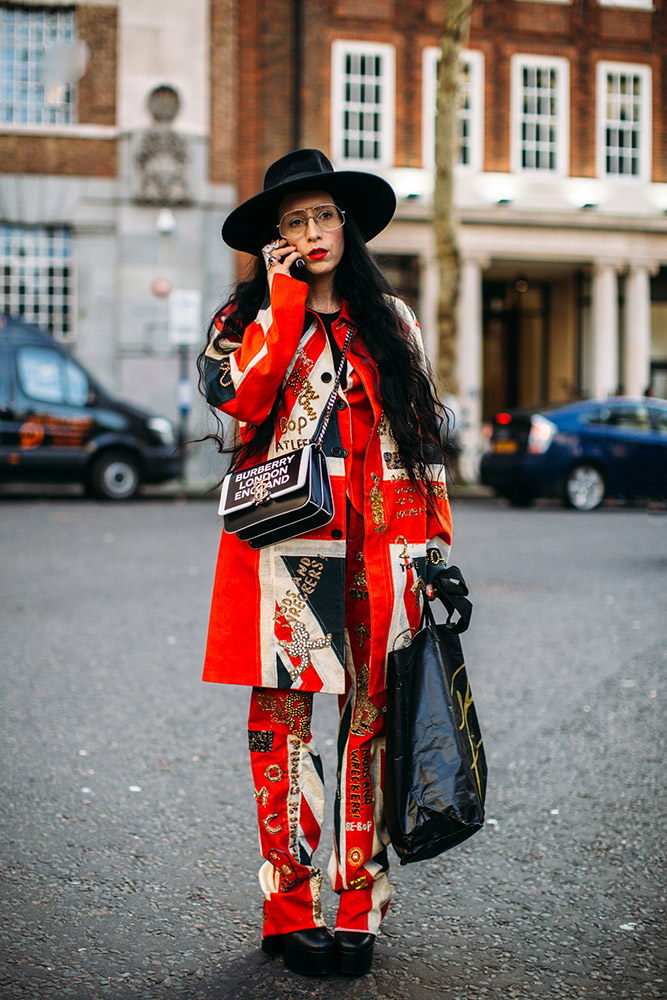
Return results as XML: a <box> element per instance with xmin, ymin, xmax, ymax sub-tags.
<box><xmin>279</xmin><ymin>205</ymin><xmax>345</xmax><ymax>238</ymax></box>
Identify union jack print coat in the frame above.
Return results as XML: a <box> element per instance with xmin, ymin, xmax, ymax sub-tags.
<box><xmin>202</xmin><ymin>273</ymin><xmax>452</xmax><ymax>696</ymax></box>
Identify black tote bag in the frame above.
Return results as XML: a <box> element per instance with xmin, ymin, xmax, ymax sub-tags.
<box><xmin>384</xmin><ymin>569</ymin><xmax>487</xmax><ymax>864</ymax></box>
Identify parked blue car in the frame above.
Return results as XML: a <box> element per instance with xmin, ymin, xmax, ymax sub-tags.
<box><xmin>480</xmin><ymin>397</ymin><xmax>667</xmax><ymax>510</ymax></box>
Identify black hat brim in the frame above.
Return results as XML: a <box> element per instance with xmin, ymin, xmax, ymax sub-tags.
<box><xmin>221</xmin><ymin>170</ymin><xmax>397</xmax><ymax>255</ymax></box>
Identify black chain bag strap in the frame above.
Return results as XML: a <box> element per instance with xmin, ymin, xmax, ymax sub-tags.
<box><xmin>218</xmin><ymin>325</ymin><xmax>353</xmax><ymax>549</ymax></box>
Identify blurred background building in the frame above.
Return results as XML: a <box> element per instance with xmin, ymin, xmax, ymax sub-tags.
<box><xmin>1</xmin><ymin>0</ymin><xmax>666</xmax><ymax>482</ymax></box>
<box><xmin>0</xmin><ymin>0</ymin><xmax>235</xmax><ymax>481</ymax></box>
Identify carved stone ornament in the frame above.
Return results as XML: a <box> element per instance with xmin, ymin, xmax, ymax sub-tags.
<box><xmin>135</xmin><ymin>85</ymin><xmax>191</xmax><ymax>206</ymax></box>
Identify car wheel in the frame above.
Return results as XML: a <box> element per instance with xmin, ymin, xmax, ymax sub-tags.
<box><xmin>564</xmin><ymin>464</ymin><xmax>605</xmax><ymax>511</ymax></box>
<box><xmin>87</xmin><ymin>450</ymin><xmax>140</xmax><ymax>500</ymax></box>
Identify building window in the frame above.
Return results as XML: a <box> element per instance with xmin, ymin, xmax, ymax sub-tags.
<box><xmin>422</xmin><ymin>48</ymin><xmax>484</xmax><ymax>172</ymax></box>
<box><xmin>597</xmin><ymin>0</ymin><xmax>652</xmax><ymax>8</ymax></box>
<box><xmin>0</xmin><ymin>5</ymin><xmax>77</xmax><ymax>125</ymax></box>
<box><xmin>596</xmin><ymin>62</ymin><xmax>652</xmax><ymax>180</ymax></box>
<box><xmin>1</xmin><ymin>226</ymin><xmax>73</xmax><ymax>340</ymax></box>
<box><xmin>457</xmin><ymin>50</ymin><xmax>484</xmax><ymax>170</ymax></box>
<box><xmin>511</xmin><ymin>55</ymin><xmax>569</xmax><ymax>175</ymax></box>
<box><xmin>331</xmin><ymin>40</ymin><xmax>395</xmax><ymax>168</ymax></box>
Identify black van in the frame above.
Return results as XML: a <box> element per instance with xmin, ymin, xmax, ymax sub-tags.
<box><xmin>0</xmin><ymin>316</ymin><xmax>182</xmax><ymax>499</ymax></box>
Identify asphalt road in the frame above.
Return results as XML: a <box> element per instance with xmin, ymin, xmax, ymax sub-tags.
<box><xmin>1</xmin><ymin>497</ymin><xmax>665</xmax><ymax>1000</ymax></box>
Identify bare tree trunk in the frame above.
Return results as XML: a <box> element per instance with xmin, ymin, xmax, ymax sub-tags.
<box><xmin>434</xmin><ymin>0</ymin><xmax>473</xmax><ymax>396</ymax></box>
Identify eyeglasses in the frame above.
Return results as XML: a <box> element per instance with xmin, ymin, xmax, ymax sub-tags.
<box><xmin>278</xmin><ymin>204</ymin><xmax>346</xmax><ymax>239</ymax></box>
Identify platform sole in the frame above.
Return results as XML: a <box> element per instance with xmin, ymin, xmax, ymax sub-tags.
<box><xmin>335</xmin><ymin>941</ymin><xmax>375</xmax><ymax>976</ymax></box>
<box><xmin>261</xmin><ymin>932</ymin><xmax>334</xmax><ymax>976</ymax></box>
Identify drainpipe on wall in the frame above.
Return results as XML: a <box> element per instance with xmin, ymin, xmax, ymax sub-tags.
<box><xmin>293</xmin><ymin>0</ymin><xmax>302</xmax><ymax>148</ymax></box>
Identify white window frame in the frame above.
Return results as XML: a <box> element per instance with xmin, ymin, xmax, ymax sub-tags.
<box><xmin>510</xmin><ymin>54</ymin><xmax>570</xmax><ymax>176</ymax></box>
<box><xmin>0</xmin><ymin>5</ymin><xmax>78</xmax><ymax>126</ymax></box>
<box><xmin>597</xmin><ymin>1</ymin><xmax>652</xmax><ymax>9</ymax></box>
<box><xmin>331</xmin><ymin>40</ymin><xmax>395</xmax><ymax>169</ymax></box>
<box><xmin>0</xmin><ymin>225</ymin><xmax>74</xmax><ymax>341</ymax></box>
<box><xmin>422</xmin><ymin>47</ymin><xmax>484</xmax><ymax>172</ymax></box>
<box><xmin>596</xmin><ymin>61</ymin><xmax>652</xmax><ymax>181</ymax></box>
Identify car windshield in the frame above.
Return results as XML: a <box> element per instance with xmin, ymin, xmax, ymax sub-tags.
<box><xmin>17</xmin><ymin>346</ymin><xmax>90</xmax><ymax>407</ymax></box>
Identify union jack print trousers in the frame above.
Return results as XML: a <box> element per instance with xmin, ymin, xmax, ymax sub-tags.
<box><xmin>247</xmin><ymin>509</ymin><xmax>391</xmax><ymax>938</ymax></box>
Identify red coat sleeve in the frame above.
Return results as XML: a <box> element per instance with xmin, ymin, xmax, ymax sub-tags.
<box><xmin>203</xmin><ymin>274</ymin><xmax>309</xmax><ymax>425</ymax></box>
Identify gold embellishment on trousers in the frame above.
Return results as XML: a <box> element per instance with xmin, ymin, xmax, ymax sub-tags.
<box><xmin>354</xmin><ymin>623</ymin><xmax>370</xmax><ymax>648</ymax></box>
<box><xmin>248</xmin><ymin>730</ymin><xmax>274</xmax><ymax>753</ymax></box>
<box><xmin>265</xmin><ymin>764</ymin><xmax>284</xmax><ymax>783</ymax></box>
<box><xmin>278</xmin><ymin>621</ymin><xmax>332</xmax><ymax>680</ymax></box>
<box><xmin>254</xmin><ymin>786</ymin><xmax>269</xmax><ymax>807</ymax></box>
<box><xmin>370</xmin><ymin>474</ymin><xmax>387</xmax><ymax>533</ymax></box>
<box><xmin>263</xmin><ymin>813</ymin><xmax>282</xmax><ymax>834</ymax></box>
<box><xmin>267</xmin><ymin>849</ymin><xmax>299</xmax><ymax>892</ymax></box>
<box><xmin>348</xmin><ymin>747</ymin><xmax>372</xmax><ymax>819</ymax></box>
<box><xmin>351</xmin><ymin>664</ymin><xmax>384</xmax><ymax>736</ymax></box>
<box><xmin>287</xmin><ymin>738</ymin><xmax>301</xmax><ymax>859</ymax></box>
<box><xmin>256</xmin><ymin>690</ymin><xmax>313</xmax><ymax>742</ymax></box>
<box><xmin>347</xmin><ymin>847</ymin><xmax>365</xmax><ymax>867</ymax></box>
<box><xmin>310</xmin><ymin>869</ymin><xmax>325</xmax><ymax>925</ymax></box>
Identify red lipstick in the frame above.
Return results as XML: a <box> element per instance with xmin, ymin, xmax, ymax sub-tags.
<box><xmin>308</xmin><ymin>249</ymin><xmax>328</xmax><ymax>260</ymax></box>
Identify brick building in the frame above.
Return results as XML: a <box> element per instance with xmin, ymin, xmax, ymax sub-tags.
<box><xmin>2</xmin><ymin>0</ymin><xmax>666</xmax><ymax>480</ymax></box>
<box><xmin>0</xmin><ymin>0</ymin><xmax>236</xmax><ymax>480</ymax></box>
<box><xmin>215</xmin><ymin>0</ymin><xmax>667</xmax><ymax>474</ymax></box>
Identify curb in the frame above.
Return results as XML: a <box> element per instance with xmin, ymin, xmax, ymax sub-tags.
<box><xmin>144</xmin><ymin>481</ymin><xmax>497</xmax><ymax>502</ymax></box>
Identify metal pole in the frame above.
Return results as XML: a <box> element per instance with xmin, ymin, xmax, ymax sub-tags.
<box><xmin>177</xmin><ymin>343</ymin><xmax>191</xmax><ymax>482</ymax></box>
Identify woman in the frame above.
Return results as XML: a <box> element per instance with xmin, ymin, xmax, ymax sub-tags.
<box><xmin>200</xmin><ymin>149</ymin><xmax>453</xmax><ymax>977</ymax></box>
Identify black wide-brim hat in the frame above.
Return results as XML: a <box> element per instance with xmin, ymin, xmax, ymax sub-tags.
<box><xmin>221</xmin><ymin>148</ymin><xmax>397</xmax><ymax>255</ymax></box>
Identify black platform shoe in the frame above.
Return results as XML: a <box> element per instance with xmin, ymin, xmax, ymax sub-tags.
<box><xmin>334</xmin><ymin>931</ymin><xmax>375</xmax><ymax>976</ymax></box>
<box><xmin>262</xmin><ymin>927</ymin><xmax>335</xmax><ymax>976</ymax></box>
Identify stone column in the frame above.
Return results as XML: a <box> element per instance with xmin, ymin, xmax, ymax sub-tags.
<box><xmin>591</xmin><ymin>264</ymin><xmax>620</xmax><ymax>398</ymax></box>
<box><xmin>457</xmin><ymin>256</ymin><xmax>486</xmax><ymax>482</ymax></box>
<box><xmin>624</xmin><ymin>265</ymin><xmax>652</xmax><ymax>397</ymax></box>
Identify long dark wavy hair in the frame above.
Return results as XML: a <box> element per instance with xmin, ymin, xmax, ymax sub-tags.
<box><xmin>197</xmin><ymin>210</ymin><xmax>452</xmax><ymax>507</ymax></box>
